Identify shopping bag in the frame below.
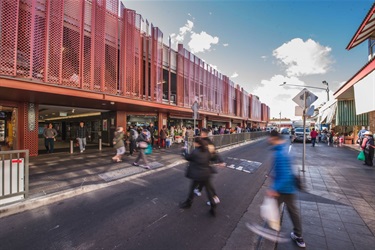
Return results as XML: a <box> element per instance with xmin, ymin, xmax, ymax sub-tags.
<box><xmin>357</xmin><ymin>150</ymin><xmax>365</xmax><ymax>161</ymax></box>
<box><xmin>145</xmin><ymin>144</ymin><xmax>152</xmax><ymax>155</ymax></box>
<box><xmin>260</xmin><ymin>196</ymin><xmax>280</xmax><ymax>231</ymax></box>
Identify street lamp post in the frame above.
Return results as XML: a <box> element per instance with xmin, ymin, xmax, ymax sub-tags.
<box><xmin>280</xmin><ymin>81</ymin><xmax>329</xmax><ymax>102</ymax></box>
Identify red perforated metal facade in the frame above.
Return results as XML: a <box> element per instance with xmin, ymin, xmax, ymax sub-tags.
<box><xmin>0</xmin><ymin>0</ymin><xmax>270</xmax><ymax>129</ymax></box>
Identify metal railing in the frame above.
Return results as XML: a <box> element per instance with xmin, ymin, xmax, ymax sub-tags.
<box><xmin>186</xmin><ymin>131</ymin><xmax>268</xmax><ymax>153</ymax></box>
<box><xmin>0</xmin><ymin>150</ymin><xmax>29</xmax><ymax>205</ymax></box>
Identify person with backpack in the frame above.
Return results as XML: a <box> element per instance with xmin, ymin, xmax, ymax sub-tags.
<box><xmin>129</xmin><ymin>125</ymin><xmax>138</xmax><ymax>156</ymax></box>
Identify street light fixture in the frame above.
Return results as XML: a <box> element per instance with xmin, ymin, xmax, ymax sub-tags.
<box><xmin>280</xmin><ymin>81</ymin><xmax>329</xmax><ymax>102</ymax></box>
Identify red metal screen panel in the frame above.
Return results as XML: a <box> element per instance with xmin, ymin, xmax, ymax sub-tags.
<box><xmin>104</xmin><ymin>0</ymin><xmax>118</xmax><ymax>94</ymax></box>
<box><xmin>92</xmin><ymin>0</ymin><xmax>105</xmax><ymax>91</ymax></box>
<box><xmin>62</xmin><ymin>0</ymin><xmax>81</xmax><ymax>88</ymax></box>
<box><xmin>177</xmin><ymin>44</ymin><xmax>184</xmax><ymax>107</ymax></box>
<box><xmin>45</xmin><ymin>0</ymin><xmax>64</xmax><ymax>84</ymax></box>
<box><xmin>17</xmin><ymin>0</ymin><xmax>34</xmax><ymax>78</ymax></box>
<box><xmin>0</xmin><ymin>0</ymin><xmax>19</xmax><ymax>76</ymax></box>
<box><xmin>82</xmin><ymin>0</ymin><xmax>92</xmax><ymax>89</ymax></box>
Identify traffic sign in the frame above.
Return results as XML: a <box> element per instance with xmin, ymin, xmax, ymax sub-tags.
<box><xmin>295</xmin><ymin>105</ymin><xmax>315</xmax><ymax>117</ymax></box>
<box><xmin>292</xmin><ymin>88</ymin><xmax>318</xmax><ymax>109</ymax></box>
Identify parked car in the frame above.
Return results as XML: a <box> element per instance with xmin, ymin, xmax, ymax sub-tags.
<box><xmin>294</xmin><ymin>127</ymin><xmax>311</xmax><ymax>142</ymax></box>
<box><xmin>281</xmin><ymin>128</ymin><xmax>290</xmax><ymax>134</ymax></box>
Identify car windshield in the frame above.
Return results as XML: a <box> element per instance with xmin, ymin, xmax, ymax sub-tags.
<box><xmin>295</xmin><ymin>128</ymin><xmax>310</xmax><ymax>132</ymax></box>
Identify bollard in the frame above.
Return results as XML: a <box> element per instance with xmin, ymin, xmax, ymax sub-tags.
<box><xmin>70</xmin><ymin>140</ymin><xmax>73</xmax><ymax>154</ymax></box>
<box><xmin>99</xmin><ymin>138</ymin><xmax>102</xmax><ymax>151</ymax></box>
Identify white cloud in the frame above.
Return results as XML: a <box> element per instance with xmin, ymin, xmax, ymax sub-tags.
<box><xmin>170</xmin><ymin>19</ymin><xmax>219</xmax><ymax>54</ymax></box>
<box><xmin>253</xmin><ymin>75</ymin><xmax>332</xmax><ymax>120</ymax></box>
<box><xmin>273</xmin><ymin>38</ymin><xmax>333</xmax><ymax>77</ymax></box>
<box><xmin>188</xmin><ymin>31</ymin><xmax>219</xmax><ymax>53</ymax></box>
<box><xmin>223</xmin><ymin>43</ymin><xmax>229</xmax><ymax>47</ymax></box>
<box><xmin>261</xmin><ymin>55</ymin><xmax>267</xmax><ymax>60</ymax></box>
<box><xmin>231</xmin><ymin>72</ymin><xmax>239</xmax><ymax>78</ymax></box>
<box><xmin>170</xmin><ymin>20</ymin><xmax>194</xmax><ymax>48</ymax></box>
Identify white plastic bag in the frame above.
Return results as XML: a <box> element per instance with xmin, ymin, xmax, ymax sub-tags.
<box><xmin>260</xmin><ymin>196</ymin><xmax>280</xmax><ymax>231</ymax></box>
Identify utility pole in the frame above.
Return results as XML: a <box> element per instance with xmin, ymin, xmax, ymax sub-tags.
<box><xmin>279</xmin><ymin>112</ymin><xmax>281</xmax><ymax>131</ymax></box>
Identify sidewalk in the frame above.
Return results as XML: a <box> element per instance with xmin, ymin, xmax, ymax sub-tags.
<box><xmin>277</xmin><ymin>142</ymin><xmax>375</xmax><ymax>249</ymax></box>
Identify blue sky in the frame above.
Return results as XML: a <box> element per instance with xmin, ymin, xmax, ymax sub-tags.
<box><xmin>122</xmin><ymin>0</ymin><xmax>373</xmax><ymax>120</ymax></box>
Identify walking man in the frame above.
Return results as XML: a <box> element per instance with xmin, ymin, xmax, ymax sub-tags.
<box><xmin>76</xmin><ymin>121</ymin><xmax>90</xmax><ymax>153</ymax></box>
<box><xmin>310</xmin><ymin>128</ymin><xmax>318</xmax><ymax>147</ymax></box>
<box><xmin>268</xmin><ymin>130</ymin><xmax>306</xmax><ymax>248</ymax></box>
<box><xmin>43</xmin><ymin>123</ymin><xmax>58</xmax><ymax>153</ymax></box>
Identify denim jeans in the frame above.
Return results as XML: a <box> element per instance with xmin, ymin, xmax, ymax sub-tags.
<box><xmin>77</xmin><ymin>137</ymin><xmax>86</xmax><ymax>151</ymax></box>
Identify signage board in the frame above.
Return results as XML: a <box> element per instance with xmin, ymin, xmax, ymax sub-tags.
<box><xmin>292</xmin><ymin>88</ymin><xmax>318</xmax><ymax>109</ymax></box>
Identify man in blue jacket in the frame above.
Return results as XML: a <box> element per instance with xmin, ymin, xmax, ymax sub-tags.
<box><xmin>268</xmin><ymin>130</ymin><xmax>306</xmax><ymax>248</ymax></box>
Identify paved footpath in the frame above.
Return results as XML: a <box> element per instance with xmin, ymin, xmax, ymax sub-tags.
<box><xmin>276</xmin><ymin>141</ymin><xmax>375</xmax><ymax>250</ymax></box>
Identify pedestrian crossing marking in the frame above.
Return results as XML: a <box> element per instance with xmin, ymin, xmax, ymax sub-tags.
<box><xmin>226</xmin><ymin>157</ymin><xmax>262</xmax><ymax>174</ymax></box>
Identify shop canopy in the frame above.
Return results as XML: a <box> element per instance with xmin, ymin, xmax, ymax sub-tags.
<box><xmin>346</xmin><ymin>3</ymin><xmax>375</xmax><ymax>50</ymax></box>
<box><xmin>317</xmin><ymin>100</ymin><xmax>337</xmax><ymax>125</ymax></box>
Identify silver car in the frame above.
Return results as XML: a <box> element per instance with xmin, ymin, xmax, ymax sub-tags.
<box><xmin>294</xmin><ymin>127</ymin><xmax>311</xmax><ymax>142</ymax></box>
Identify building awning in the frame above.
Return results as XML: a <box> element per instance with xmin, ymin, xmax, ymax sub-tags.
<box><xmin>317</xmin><ymin>100</ymin><xmax>337</xmax><ymax>124</ymax></box>
<box><xmin>346</xmin><ymin>3</ymin><xmax>375</xmax><ymax>50</ymax></box>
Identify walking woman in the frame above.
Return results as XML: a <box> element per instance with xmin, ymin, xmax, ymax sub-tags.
<box><xmin>132</xmin><ymin>129</ymin><xmax>151</xmax><ymax>169</ymax></box>
<box><xmin>180</xmin><ymin>137</ymin><xmax>217</xmax><ymax>216</ymax></box>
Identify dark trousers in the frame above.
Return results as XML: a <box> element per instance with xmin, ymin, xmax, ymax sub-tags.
<box><xmin>311</xmin><ymin>138</ymin><xmax>316</xmax><ymax>147</ymax></box>
<box><xmin>277</xmin><ymin>194</ymin><xmax>302</xmax><ymax>237</ymax></box>
<box><xmin>364</xmin><ymin>147</ymin><xmax>374</xmax><ymax>166</ymax></box>
<box><xmin>160</xmin><ymin>138</ymin><xmax>166</xmax><ymax>148</ymax></box>
<box><xmin>129</xmin><ymin>140</ymin><xmax>136</xmax><ymax>155</ymax></box>
<box><xmin>46</xmin><ymin>138</ymin><xmax>54</xmax><ymax>153</ymax></box>
<box><xmin>134</xmin><ymin>148</ymin><xmax>148</xmax><ymax>165</ymax></box>
<box><xmin>186</xmin><ymin>179</ymin><xmax>216</xmax><ymax>209</ymax></box>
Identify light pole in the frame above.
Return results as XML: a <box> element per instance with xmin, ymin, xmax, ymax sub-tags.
<box><xmin>279</xmin><ymin>111</ymin><xmax>281</xmax><ymax>131</ymax></box>
<box><xmin>280</xmin><ymin>81</ymin><xmax>329</xmax><ymax>102</ymax></box>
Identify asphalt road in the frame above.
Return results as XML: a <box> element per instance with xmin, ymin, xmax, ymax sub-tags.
<box><xmin>0</xmin><ymin>138</ymin><xmax>274</xmax><ymax>250</ymax></box>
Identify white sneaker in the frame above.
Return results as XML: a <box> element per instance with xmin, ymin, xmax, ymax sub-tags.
<box><xmin>83</xmin><ymin>148</ymin><xmax>85</xmax><ymax>151</ymax></box>
<box><xmin>193</xmin><ymin>189</ymin><xmax>202</xmax><ymax>197</ymax></box>
<box><xmin>80</xmin><ymin>150</ymin><xmax>83</xmax><ymax>153</ymax></box>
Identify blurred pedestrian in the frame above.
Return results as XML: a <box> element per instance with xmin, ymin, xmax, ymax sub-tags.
<box><xmin>361</xmin><ymin>131</ymin><xmax>374</xmax><ymax>166</ymax></box>
<box><xmin>267</xmin><ymin>130</ymin><xmax>306</xmax><ymax>248</ymax></box>
<box><xmin>180</xmin><ymin>137</ymin><xmax>217</xmax><ymax>216</ymax></box>
<box><xmin>112</xmin><ymin>127</ymin><xmax>125</xmax><ymax>162</ymax></box>
<box><xmin>76</xmin><ymin>121</ymin><xmax>90</xmax><ymax>153</ymax></box>
<box><xmin>159</xmin><ymin>125</ymin><xmax>168</xmax><ymax>149</ymax></box>
<box><xmin>129</xmin><ymin>125</ymin><xmax>138</xmax><ymax>156</ymax></box>
<box><xmin>194</xmin><ymin>128</ymin><xmax>225</xmax><ymax>205</ymax></box>
<box><xmin>148</xmin><ymin>123</ymin><xmax>156</xmax><ymax>148</ymax></box>
<box><xmin>133</xmin><ymin>129</ymin><xmax>151</xmax><ymax>169</ymax></box>
<box><xmin>43</xmin><ymin>123</ymin><xmax>58</xmax><ymax>153</ymax></box>
<box><xmin>310</xmin><ymin>128</ymin><xmax>318</xmax><ymax>147</ymax></box>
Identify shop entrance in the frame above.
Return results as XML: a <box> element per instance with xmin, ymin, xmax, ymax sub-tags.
<box><xmin>38</xmin><ymin>105</ymin><xmax>109</xmax><ymax>153</ymax></box>
<box><xmin>0</xmin><ymin>107</ymin><xmax>17</xmax><ymax>151</ymax></box>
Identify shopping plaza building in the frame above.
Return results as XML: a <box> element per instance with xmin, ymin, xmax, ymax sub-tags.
<box><xmin>0</xmin><ymin>0</ymin><xmax>270</xmax><ymax>156</ymax></box>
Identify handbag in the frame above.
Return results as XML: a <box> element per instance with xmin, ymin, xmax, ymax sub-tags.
<box><xmin>357</xmin><ymin>150</ymin><xmax>365</xmax><ymax>161</ymax></box>
<box><xmin>260</xmin><ymin>196</ymin><xmax>280</xmax><ymax>231</ymax></box>
<box><xmin>145</xmin><ymin>144</ymin><xmax>152</xmax><ymax>154</ymax></box>
<box><xmin>138</xmin><ymin>141</ymin><xmax>148</xmax><ymax>149</ymax></box>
